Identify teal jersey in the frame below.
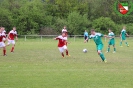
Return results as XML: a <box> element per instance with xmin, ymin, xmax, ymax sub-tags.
<box><xmin>108</xmin><ymin>32</ymin><xmax>115</xmax><ymax>40</ymax></box>
<box><xmin>90</xmin><ymin>33</ymin><xmax>103</xmax><ymax>45</ymax></box>
<box><xmin>121</xmin><ymin>29</ymin><xmax>126</xmax><ymax>38</ymax></box>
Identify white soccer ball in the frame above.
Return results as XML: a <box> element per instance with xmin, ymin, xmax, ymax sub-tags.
<box><xmin>83</xmin><ymin>49</ymin><xmax>87</xmax><ymax>53</ymax></box>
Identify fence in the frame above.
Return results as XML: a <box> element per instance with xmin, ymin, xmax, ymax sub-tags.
<box><xmin>19</xmin><ymin>35</ymin><xmax>133</xmax><ymax>42</ymax></box>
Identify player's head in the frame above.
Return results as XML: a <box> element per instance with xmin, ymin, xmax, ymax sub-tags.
<box><xmin>13</xmin><ymin>27</ymin><xmax>16</xmax><ymax>31</ymax></box>
<box><xmin>85</xmin><ymin>30</ymin><xmax>87</xmax><ymax>32</ymax></box>
<box><xmin>91</xmin><ymin>29</ymin><xmax>95</xmax><ymax>35</ymax></box>
<box><xmin>1</xmin><ymin>27</ymin><xmax>5</xmax><ymax>31</ymax></box>
<box><xmin>0</xmin><ymin>28</ymin><xmax>2</xmax><ymax>33</ymax></box>
<box><xmin>123</xmin><ymin>26</ymin><xmax>126</xmax><ymax>30</ymax></box>
<box><xmin>62</xmin><ymin>32</ymin><xmax>66</xmax><ymax>37</ymax></box>
<box><xmin>108</xmin><ymin>29</ymin><xmax>112</xmax><ymax>33</ymax></box>
<box><xmin>64</xmin><ymin>26</ymin><xmax>66</xmax><ymax>29</ymax></box>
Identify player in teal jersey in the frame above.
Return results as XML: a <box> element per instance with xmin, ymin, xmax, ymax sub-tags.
<box><xmin>120</xmin><ymin>26</ymin><xmax>129</xmax><ymax>47</ymax></box>
<box><xmin>89</xmin><ymin>29</ymin><xmax>107</xmax><ymax>63</ymax></box>
<box><xmin>106</xmin><ymin>29</ymin><xmax>116</xmax><ymax>53</ymax></box>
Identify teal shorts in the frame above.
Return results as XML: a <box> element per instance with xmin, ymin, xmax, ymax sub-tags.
<box><xmin>96</xmin><ymin>44</ymin><xmax>103</xmax><ymax>51</ymax></box>
<box><xmin>121</xmin><ymin>37</ymin><xmax>126</xmax><ymax>40</ymax></box>
<box><xmin>108</xmin><ymin>39</ymin><xmax>115</xmax><ymax>45</ymax></box>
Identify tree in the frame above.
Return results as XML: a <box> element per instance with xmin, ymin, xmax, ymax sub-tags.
<box><xmin>92</xmin><ymin>17</ymin><xmax>116</xmax><ymax>34</ymax></box>
<box><xmin>67</xmin><ymin>12</ymin><xmax>90</xmax><ymax>35</ymax></box>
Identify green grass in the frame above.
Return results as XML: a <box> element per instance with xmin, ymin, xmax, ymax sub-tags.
<box><xmin>0</xmin><ymin>38</ymin><xmax>133</xmax><ymax>88</ymax></box>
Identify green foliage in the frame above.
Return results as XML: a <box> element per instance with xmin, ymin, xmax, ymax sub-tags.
<box><xmin>92</xmin><ymin>17</ymin><xmax>116</xmax><ymax>34</ymax></box>
<box><xmin>0</xmin><ymin>0</ymin><xmax>133</xmax><ymax>35</ymax></box>
<box><xmin>67</xmin><ymin>12</ymin><xmax>89</xmax><ymax>35</ymax></box>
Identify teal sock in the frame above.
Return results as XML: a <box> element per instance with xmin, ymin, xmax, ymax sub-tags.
<box><xmin>114</xmin><ymin>48</ymin><xmax>116</xmax><ymax>51</ymax></box>
<box><xmin>99</xmin><ymin>53</ymin><xmax>106</xmax><ymax>61</ymax></box>
<box><xmin>120</xmin><ymin>42</ymin><xmax>122</xmax><ymax>46</ymax></box>
<box><xmin>125</xmin><ymin>42</ymin><xmax>128</xmax><ymax>46</ymax></box>
<box><xmin>107</xmin><ymin>48</ymin><xmax>110</xmax><ymax>52</ymax></box>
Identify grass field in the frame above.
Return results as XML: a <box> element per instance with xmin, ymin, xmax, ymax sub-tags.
<box><xmin>0</xmin><ymin>37</ymin><xmax>133</xmax><ymax>88</ymax></box>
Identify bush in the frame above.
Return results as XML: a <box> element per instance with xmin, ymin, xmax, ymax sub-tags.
<box><xmin>92</xmin><ymin>17</ymin><xmax>116</xmax><ymax>34</ymax></box>
<box><xmin>67</xmin><ymin>12</ymin><xmax>90</xmax><ymax>35</ymax></box>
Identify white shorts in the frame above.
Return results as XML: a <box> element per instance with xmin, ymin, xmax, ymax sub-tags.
<box><xmin>8</xmin><ymin>40</ymin><xmax>15</xmax><ymax>45</ymax></box>
<box><xmin>58</xmin><ymin>45</ymin><xmax>67</xmax><ymax>53</ymax></box>
<box><xmin>0</xmin><ymin>42</ymin><xmax>6</xmax><ymax>48</ymax></box>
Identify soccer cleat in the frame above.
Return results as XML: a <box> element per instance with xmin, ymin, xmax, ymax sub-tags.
<box><xmin>66</xmin><ymin>55</ymin><xmax>71</xmax><ymax>57</ymax></box>
<box><xmin>62</xmin><ymin>56</ymin><xmax>65</xmax><ymax>58</ymax></box>
<box><xmin>3</xmin><ymin>54</ymin><xmax>7</xmax><ymax>56</ymax></box>
<box><xmin>113</xmin><ymin>51</ymin><xmax>116</xmax><ymax>53</ymax></box>
<box><xmin>103</xmin><ymin>60</ymin><xmax>107</xmax><ymax>63</ymax></box>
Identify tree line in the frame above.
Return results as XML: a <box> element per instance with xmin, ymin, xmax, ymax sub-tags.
<box><xmin>0</xmin><ymin>0</ymin><xmax>133</xmax><ymax>35</ymax></box>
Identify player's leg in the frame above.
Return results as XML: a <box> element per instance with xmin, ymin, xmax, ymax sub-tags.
<box><xmin>84</xmin><ymin>36</ymin><xmax>87</xmax><ymax>43</ymax></box>
<box><xmin>3</xmin><ymin>46</ymin><xmax>6</xmax><ymax>56</ymax></box>
<box><xmin>107</xmin><ymin>45</ymin><xmax>110</xmax><ymax>52</ymax></box>
<box><xmin>124</xmin><ymin>39</ymin><xmax>129</xmax><ymax>47</ymax></box>
<box><xmin>1</xmin><ymin>42</ymin><xmax>6</xmax><ymax>56</ymax></box>
<box><xmin>97</xmin><ymin>44</ymin><xmax>106</xmax><ymax>62</ymax></box>
<box><xmin>120</xmin><ymin>39</ymin><xmax>123</xmax><ymax>46</ymax></box>
<box><xmin>113</xmin><ymin>44</ymin><xmax>116</xmax><ymax>53</ymax></box>
<box><xmin>11</xmin><ymin>40</ymin><xmax>15</xmax><ymax>52</ymax></box>
<box><xmin>112</xmin><ymin>39</ymin><xmax>116</xmax><ymax>53</ymax></box>
<box><xmin>58</xmin><ymin>47</ymin><xmax>64</xmax><ymax>57</ymax></box>
<box><xmin>64</xmin><ymin>45</ymin><xmax>70</xmax><ymax>56</ymax></box>
<box><xmin>107</xmin><ymin>41</ymin><xmax>111</xmax><ymax>52</ymax></box>
<box><xmin>6</xmin><ymin>39</ymin><xmax>11</xmax><ymax>46</ymax></box>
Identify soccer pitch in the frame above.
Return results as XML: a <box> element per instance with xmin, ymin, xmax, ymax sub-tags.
<box><xmin>0</xmin><ymin>38</ymin><xmax>133</xmax><ymax>88</ymax></box>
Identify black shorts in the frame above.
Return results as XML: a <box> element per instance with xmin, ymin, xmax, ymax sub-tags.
<box><xmin>84</xmin><ymin>36</ymin><xmax>88</xmax><ymax>40</ymax></box>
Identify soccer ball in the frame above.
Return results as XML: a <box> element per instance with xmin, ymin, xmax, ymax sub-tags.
<box><xmin>83</xmin><ymin>49</ymin><xmax>87</xmax><ymax>53</ymax></box>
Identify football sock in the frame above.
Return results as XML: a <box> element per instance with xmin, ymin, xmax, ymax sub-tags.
<box><xmin>61</xmin><ymin>53</ymin><xmax>64</xmax><ymax>57</ymax></box>
<box><xmin>107</xmin><ymin>48</ymin><xmax>110</xmax><ymax>52</ymax></box>
<box><xmin>99</xmin><ymin>53</ymin><xmax>106</xmax><ymax>61</ymax></box>
<box><xmin>125</xmin><ymin>42</ymin><xmax>128</xmax><ymax>46</ymax></box>
<box><xmin>120</xmin><ymin>42</ymin><xmax>122</xmax><ymax>46</ymax></box>
<box><xmin>114</xmin><ymin>48</ymin><xmax>116</xmax><ymax>51</ymax></box>
<box><xmin>11</xmin><ymin>47</ymin><xmax>14</xmax><ymax>52</ymax></box>
<box><xmin>3</xmin><ymin>50</ymin><xmax>6</xmax><ymax>55</ymax></box>
<box><xmin>66</xmin><ymin>50</ymin><xmax>68</xmax><ymax>55</ymax></box>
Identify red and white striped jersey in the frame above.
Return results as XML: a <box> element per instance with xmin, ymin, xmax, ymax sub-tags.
<box><xmin>0</xmin><ymin>32</ymin><xmax>6</xmax><ymax>42</ymax></box>
<box><xmin>56</xmin><ymin>35</ymin><xmax>67</xmax><ymax>47</ymax></box>
<box><xmin>8</xmin><ymin>30</ymin><xmax>17</xmax><ymax>40</ymax></box>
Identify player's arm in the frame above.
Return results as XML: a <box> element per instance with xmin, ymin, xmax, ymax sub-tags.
<box><xmin>54</xmin><ymin>36</ymin><xmax>60</xmax><ymax>40</ymax></box>
<box><xmin>54</xmin><ymin>37</ymin><xmax>58</xmax><ymax>40</ymax></box>
<box><xmin>16</xmin><ymin>35</ymin><xmax>18</xmax><ymax>41</ymax></box>
<box><xmin>6</xmin><ymin>33</ymin><xmax>10</xmax><ymax>40</ymax></box>
<box><xmin>126</xmin><ymin>33</ymin><xmax>129</xmax><ymax>37</ymax></box>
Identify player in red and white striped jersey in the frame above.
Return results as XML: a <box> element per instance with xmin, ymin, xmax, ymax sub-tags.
<box><xmin>7</xmin><ymin>27</ymin><xmax>18</xmax><ymax>52</ymax></box>
<box><xmin>1</xmin><ymin>27</ymin><xmax>6</xmax><ymax>34</ymax></box>
<box><xmin>1</xmin><ymin>27</ymin><xmax>6</xmax><ymax>43</ymax></box>
<box><xmin>0</xmin><ymin>27</ymin><xmax>6</xmax><ymax>56</ymax></box>
<box><xmin>54</xmin><ymin>32</ymin><xmax>70</xmax><ymax>58</ymax></box>
<box><xmin>62</xmin><ymin>26</ymin><xmax>68</xmax><ymax>37</ymax></box>
<box><xmin>62</xmin><ymin>26</ymin><xmax>68</xmax><ymax>46</ymax></box>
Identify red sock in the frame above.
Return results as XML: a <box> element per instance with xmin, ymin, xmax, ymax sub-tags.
<box><xmin>3</xmin><ymin>50</ymin><xmax>6</xmax><ymax>55</ymax></box>
<box><xmin>11</xmin><ymin>47</ymin><xmax>14</xmax><ymax>52</ymax></box>
<box><xmin>66</xmin><ymin>50</ymin><xmax>68</xmax><ymax>55</ymax></box>
<box><xmin>61</xmin><ymin>53</ymin><xmax>64</xmax><ymax>57</ymax></box>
